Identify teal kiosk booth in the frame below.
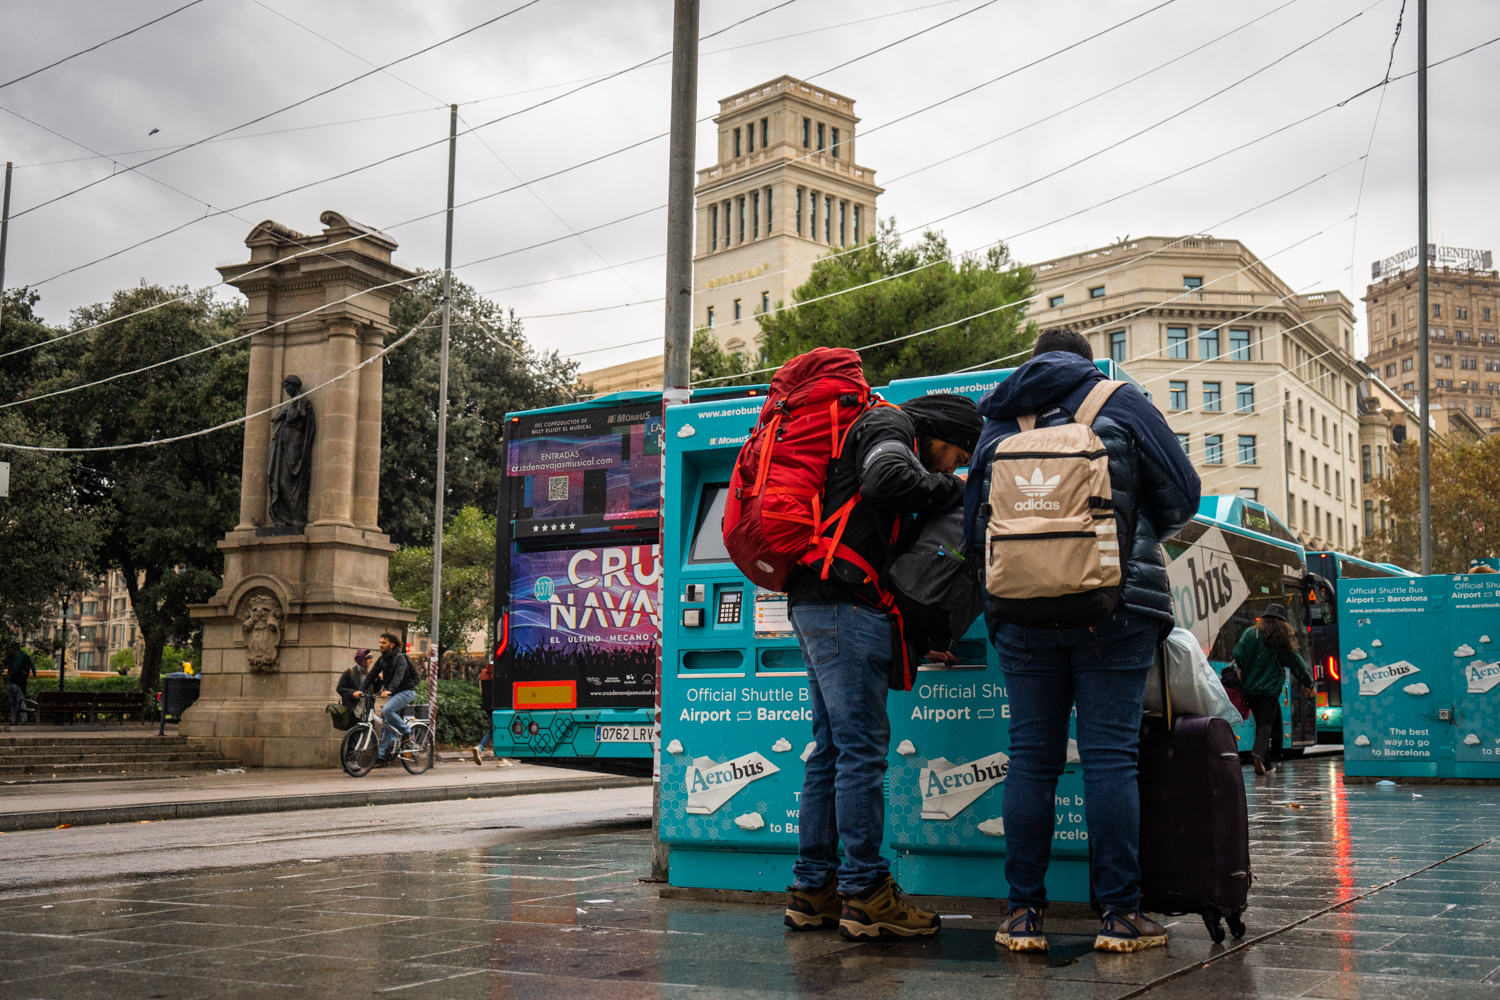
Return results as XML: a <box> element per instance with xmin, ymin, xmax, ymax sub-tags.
<box><xmin>660</xmin><ymin>361</ymin><xmax>1142</xmax><ymax>901</ymax></box>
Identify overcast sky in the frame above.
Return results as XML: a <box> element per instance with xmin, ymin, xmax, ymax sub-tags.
<box><xmin>1</xmin><ymin>0</ymin><xmax>1496</xmax><ymax>372</ymax></box>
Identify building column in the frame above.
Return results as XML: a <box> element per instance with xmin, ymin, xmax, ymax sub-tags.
<box><xmin>352</xmin><ymin>328</ymin><xmax>383</xmax><ymax>530</ymax></box>
<box><xmin>310</xmin><ymin>320</ymin><xmax>359</xmax><ymax>527</ymax></box>
<box><xmin>238</xmin><ymin>333</ymin><xmax>275</xmax><ymax>529</ymax></box>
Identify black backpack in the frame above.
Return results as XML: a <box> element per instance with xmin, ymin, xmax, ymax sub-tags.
<box><xmin>886</xmin><ymin>506</ymin><xmax>985</xmax><ymax>654</ymax></box>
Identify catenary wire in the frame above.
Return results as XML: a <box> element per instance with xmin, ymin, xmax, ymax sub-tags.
<box><xmin>0</xmin><ymin>0</ymin><xmax>209</xmax><ymax>91</ymax></box>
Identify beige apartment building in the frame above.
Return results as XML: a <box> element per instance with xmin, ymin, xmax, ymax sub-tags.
<box><xmin>1027</xmin><ymin>236</ymin><xmax>1363</xmax><ymax>551</ymax></box>
<box><xmin>1361</xmin><ymin>252</ymin><xmax>1500</xmax><ymax>431</ymax></box>
<box><xmin>580</xmin><ymin>75</ymin><xmax>882</xmax><ymax>391</ymax></box>
<box><xmin>29</xmin><ymin>569</ymin><xmax>142</xmax><ymax>674</ymax></box>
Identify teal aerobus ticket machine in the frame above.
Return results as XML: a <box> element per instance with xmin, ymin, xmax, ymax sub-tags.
<box><xmin>660</xmin><ymin>362</ymin><xmax>1141</xmax><ymax>900</ymax></box>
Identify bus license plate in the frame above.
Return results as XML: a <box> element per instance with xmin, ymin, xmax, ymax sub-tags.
<box><xmin>596</xmin><ymin>725</ymin><xmax>652</xmax><ymax>743</ymax></box>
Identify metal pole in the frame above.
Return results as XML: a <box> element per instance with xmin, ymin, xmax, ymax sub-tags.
<box><xmin>654</xmin><ymin>0</ymin><xmax>699</xmax><ymax>883</ymax></box>
<box><xmin>1417</xmin><ymin>0</ymin><xmax>1431</xmax><ymax>574</ymax></box>
<box><xmin>0</xmin><ymin>161</ymin><xmax>11</xmax><ymax>328</ymax></box>
<box><xmin>428</xmin><ymin>104</ymin><xmax>458</xmax><ymax>724</ymax></box>
<box><xmin>56</xmin><ymin>603</ymin><xmax>67</xmax><ymax>694</ymax></box>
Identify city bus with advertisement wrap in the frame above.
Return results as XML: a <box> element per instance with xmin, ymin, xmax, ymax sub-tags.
<box><xmin>1303</xmin><ymin>550</ymin><xmax>1418</xmax><ymax>742</ymax></box>
<box><xmin>489</xmin><ymin>387</ymin><xmax>762</xmax><ymax>776</ymax></box>
<box><xmin>1165</xmin><ymin>495</ymin><xmax>1323</xmax><ymax>754</ymax></box>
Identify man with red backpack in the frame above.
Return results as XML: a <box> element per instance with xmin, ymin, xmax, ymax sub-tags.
<box><xmin>963</xmin><ymin>329</ymin><xmax>1200</xmax><ymax>954</ymax></box>
<box><xmin>733</xmin><ymin>351</ymin><xmax>981</xmax><ymax>939</ymax></box>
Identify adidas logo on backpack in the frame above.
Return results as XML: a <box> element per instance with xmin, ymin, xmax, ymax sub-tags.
<box><xmin>983</xmin><ymin>380</ymin><xmax>1125</xmax><ymax>626</ymax></box>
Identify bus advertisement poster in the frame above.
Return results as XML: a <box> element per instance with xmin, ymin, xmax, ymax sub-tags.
<box><xmin>508</xmin><ymin>543</ymin><xmax>661</xmax><ymax>705</ymax></box>
<box><xmin>507</xmin><ymin>409</ymin><xmax>661</xmax><ymax>520</ymax></box>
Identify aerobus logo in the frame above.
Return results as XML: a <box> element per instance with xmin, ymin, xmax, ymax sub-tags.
<box><xmin>1467</xmin><ymin>659</ymin><xmax>1500</xmax><ymax>694</ymax></box>
<box><xmin>683</xmin><ymin>751</ymin><xmax>779</xmax><ymax>815</ymax></box>
<box><xmin>1165</xmin><ymin>526</ymin><xmax>1248</xmax><ymax>654</ymax></box>
<box><xmin>918</xmin><ymin>750</ymin><xmax>1010</xmax><ymax>820</ymax></box>
<box><xmin>1359</xmin><ymin>660</ymin><xmax>1418</xmax><ymax>696</ymax></box>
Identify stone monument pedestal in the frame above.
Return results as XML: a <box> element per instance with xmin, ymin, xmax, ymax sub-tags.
<box><xmin>184</xmin><ymin>212</ymin><xmax>416</xmax><ymax>768</ymax></box>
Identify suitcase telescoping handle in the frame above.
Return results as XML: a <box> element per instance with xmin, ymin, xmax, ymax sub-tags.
<box><xmin>1155</xmin><ymin>641</ymin><xmax>1173</xmax><ymax>729</ymax></box>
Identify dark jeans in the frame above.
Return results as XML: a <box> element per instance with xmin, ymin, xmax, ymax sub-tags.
<box><xmin>991</xmin><ymin>613</ymin><xmax>1156</xmax><ymax>913</ymax></box>
<box><xmin>7</xmin><ymin>682</ymin><xmax>27</xmax><ymax>725</ymax></box>
<box><xmin>379</xmin><ymin>689</ymin><xmax>416</xmax><ymax>758</ymax></box>
<box><xmin>1249</xmin><ymin>693</ymin><xmax>1283</xmax><ymax>764</ymax></box>
<box><xmin>790</xmin><ymin>601</ymin><xmax>895</xmax><ymax>896</ymax></box>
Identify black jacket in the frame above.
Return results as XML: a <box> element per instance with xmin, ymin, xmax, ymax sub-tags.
<box><xmin>337</xmin><ymin>666</ymin><xmax>366</xmax><ymax>707</ymax></box>
<box><xmin>7</xmin><ymin>649</ymin><xmax>35</xmax><ymax>689</ymax></box>
<box><xmin>963</xmin><ymin>352</ymin><xmax>1201</xmax><ymax>627</ymax></box>
<box><xmin>789</xmin><ymin>404</ymin><xmax>965</xmax><ymax>609</ymax></box>
<box><xmin>363</xmin><ymin>650</ymin><xmax>416</xmax><ymax>696</ymax></box>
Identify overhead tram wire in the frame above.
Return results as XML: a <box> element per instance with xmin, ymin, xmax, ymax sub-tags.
<box><xmin>9</xmin><ymin>0</ymin><xmax>545</xmax><ymax>222</ymax></box>
<box><xmin>0</xmin><ymin>0</ymin><xmax>208</xmax><ymax>91</ymax></box>
<box><xmin>0</xmin><ymin>305</ymin><xmax>443</xmax><ymax>454</ymax></box>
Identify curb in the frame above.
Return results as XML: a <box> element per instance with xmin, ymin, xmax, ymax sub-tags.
<box><xmin>0</xmin><ymin>774</ymin><xmax>650</xmax><ymax>832</ymax></box>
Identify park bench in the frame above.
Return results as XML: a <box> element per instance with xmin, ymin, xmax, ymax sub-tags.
<box><xmin>36</xmin><ymin>690</ymin><xmax>146</xmax><ymax>725</ymax></box>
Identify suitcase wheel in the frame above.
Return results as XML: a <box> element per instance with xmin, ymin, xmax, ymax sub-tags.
<box><xmin>1226</xmin><ymin>912</ymin><xmax>1246</xmax><ymax>939</ymax></box>
<box><xmin>1202</xmin><ymin>905</ymin><xmax>1226</xmax><ymax>944</ymax></box>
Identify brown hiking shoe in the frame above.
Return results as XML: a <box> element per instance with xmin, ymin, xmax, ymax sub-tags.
<box><xmin>838</xmin><ymin>876</ymin><xmax>940</xmax><ymax>940</ymax></box>
<box><xmin>784</xmin><ymin>881</ymin><xmax>840</xmax><ymax>930</ymax></box>
<box><xmin>1094</xmin><ymin>909</ymin><xmax>1168</xmax><ymax>952</ymax></box>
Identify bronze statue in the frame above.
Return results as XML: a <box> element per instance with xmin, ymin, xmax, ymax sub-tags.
<box><xmin>268</xmin><ymin>374</ymin><xmax>315</xmax><ymax>527</ymax></box>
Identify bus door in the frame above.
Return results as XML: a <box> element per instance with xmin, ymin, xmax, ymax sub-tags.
<box><xmin>1282</xmin><ymin>582</ymin><xmax>1318</xmax><ymax>747</ymax></box>
<box><xmin>1302</xmin><ymin>573</ymin><xmax>1342</xmax><ymax>738</ymax></box>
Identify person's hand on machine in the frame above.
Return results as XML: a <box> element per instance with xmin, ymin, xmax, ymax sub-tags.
<box><xmin>924</xmin><ymin>649</ymin><xmax>959</xmax><ymax>665</ymax></box>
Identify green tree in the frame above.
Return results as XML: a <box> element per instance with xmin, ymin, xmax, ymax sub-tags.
<box><xmin>389</xmin><ymin>505</ymin><xmax>495</xmax><ymax>660</ymax></box>
<box><xmin>1363</xmin><ymin>432</ymin><xmax>1500</xmax><ymax>573</ymax></box>
<box><xmin>382</xmin><ymin>272</ymin><xmax>581</xmax><ymax>547</ymax></box>
<box><xmin>25</xmin><ymin>283</ymin><xmax>248</xmax><ymax>695</ymax></box>
<box><xmin>691</xmin><ymin>328</ymin><xmax>764</xmax><ymax>387</ymax></box>
<box><xmin>756</xmin><ymin>219</ymin><xmax>1037</xmax><ymax>385</ymax></box>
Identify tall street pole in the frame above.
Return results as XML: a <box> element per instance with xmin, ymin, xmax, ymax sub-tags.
<box><xmin>428</xmin><ymin>104</ymin><xmax>458</xmax><ymax>722</ymax></box>
<box><xmin>0</xmin><ymin>161</ymin><xmax>12</xmax><ymax>328</ymax></box>
<box><xmin>1417</xmin><ymin>0</ymin><xmax>1431</xmax><ymax>574</ymax></box>
<box><xmin>653</xmin><ymin>0</ymin><xmax>699</xmax><ymax>883</ymax></box>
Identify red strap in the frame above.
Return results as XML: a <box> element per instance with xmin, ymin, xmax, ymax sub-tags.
<box><xmin>741</xmin><ymin>412</ymin><xmax>782</xmax><ymax>500</ymax></box>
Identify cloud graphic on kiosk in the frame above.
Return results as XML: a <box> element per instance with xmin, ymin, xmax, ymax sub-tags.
<box><xmin>1465</xmin><ymin>734</ymin><xmax>1482</xmax><ymax>746</ymax></box>
<box><xmin>771</xmin><ymin>738</ymin><xmax>792</xmax><ymax>753</ymax></box>
<box><xmin>1455</xmin><ymin>644</ymin><xmax>1476</xmax><ymax>657</ymax></box>
<box><xmin>1404</xmin><ymin>682</ymin><xmax>1430</xmax><ymax>696</ymax></box>
<box><xmin>1482</xmin><ymin>636</ymin><xmax>1492</xmax><ymax>644</ymax></box>
<box><xmin>666</xmin><ymin>739</ymin><xmax>683</xmax><ymax>755</ymax></box>
<box><xmin>896</xmin><ymin>740</ymin><xmax>917</xmax><ymax>756</ymax></box>
<box><xmin>800</xmin><ymin>741</ymin><xmax>817</xmax><ymax>762</ymax></box>
<box><xmin>1371</xmin><ymin>639</ymin><xmax>1383</xmax><ymax>647</ymax></box>
<box><xmin>676</xmin><ymin>424</ymin><xmax>696</xmax><ymax>438</ymax></box>
<box><xmin>734</xmin><ymin>812</ymin><xmax>765</xmax><ymax>831</ymax></box>
<box><xmin>1347</xmin><ymin>648</ymin><xmax>1368</xmax><ymax>661</ymax></box>
<box><xmin>977</xmin><ymin>817</ymin><xmax>1005</xmax><ymax>837</ymax></box>
<box><xmin>1354</xmin><ymin>735</ymin><xmax>1371</xmax><ymax>746</ymax></box>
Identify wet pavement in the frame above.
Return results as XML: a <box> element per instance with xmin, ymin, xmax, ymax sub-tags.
<box><xmin>3</xmin><ymin>756</ymin><xmax>1500</xmax><ymax>999</ymax></box>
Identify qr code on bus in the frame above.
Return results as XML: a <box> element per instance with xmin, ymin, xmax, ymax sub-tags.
<box><xmin>547</xmin><ymin>475</ymin><xmax>569</xmax><ymax>501</ymax></box>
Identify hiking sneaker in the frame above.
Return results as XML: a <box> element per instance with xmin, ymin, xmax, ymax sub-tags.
<box><xmin>995</xmin><ymin>905</ymin><xmax>1047</xmax><ymax>952</ymax></box>
<box><xmin>470</xmin><ymin>745</ymin><xmax>484</xmax><ymax>767</ymax></box>
<box><xmin>838</xmin><ymin>876</ymin><xmax>940</xmax><ymax>940</ymax></box>
<box><xmin>784</xmin><ymin>881</ymin><xmax>840</xmax><ymax>930</ymax></box>
<box><xmin>1094</xmin><ymin>909</ymin><xmax>1168</xmax><ymax>952</ymax></box>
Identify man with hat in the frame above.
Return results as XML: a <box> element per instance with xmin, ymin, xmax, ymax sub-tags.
<box><xmin>782</xmin><ymin>391</ymin><xmax>981</xmax><ymax>941</ymax></box>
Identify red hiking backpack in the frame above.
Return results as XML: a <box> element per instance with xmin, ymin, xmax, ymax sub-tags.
<box><xmin>722</xmin><ymin>347</ymin><xmax>917</xmax><ymax>690</ymax></box>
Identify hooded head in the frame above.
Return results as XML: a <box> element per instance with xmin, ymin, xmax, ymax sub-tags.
<box><xmin>353</xmin><ymin>648</ymin><xmax>371</xmax><ymax>670</ymax></box>
<box><xmin>900</xmin><ymin>394</ymin><xmax>981</xmax><ymax>473</ymax></box>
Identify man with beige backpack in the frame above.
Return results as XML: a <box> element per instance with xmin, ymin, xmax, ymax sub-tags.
<box><xmin>962</xmin><ymin>328</ymin><xmax>1200</xmax><ymax>954</ymax></box>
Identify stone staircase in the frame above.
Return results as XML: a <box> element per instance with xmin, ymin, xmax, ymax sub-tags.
<box><xmin>0</xmin><ymin>733</ymin><xmax>240</xmax><ymax>778</ymax></box>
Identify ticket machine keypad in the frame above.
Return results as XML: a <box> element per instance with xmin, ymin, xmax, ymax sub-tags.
<box><xmin>716</xmin><ymin>589</ymin><xmax>742</xmax><ymax>625</ymax></box>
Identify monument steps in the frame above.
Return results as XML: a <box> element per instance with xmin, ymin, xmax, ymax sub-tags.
<box><xmin>0</xmin><ymin>734</ymin><xmax>240</xmax><ymax>775</ymax></box>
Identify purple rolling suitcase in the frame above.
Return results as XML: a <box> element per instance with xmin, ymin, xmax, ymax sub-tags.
<box><xmin>1136</xmin><ymin>652</ymin><xmax>1251</xmax><ymax>943</ymax></box>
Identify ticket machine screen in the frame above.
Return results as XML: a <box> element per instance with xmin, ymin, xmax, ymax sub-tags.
<box><xmin>687</xmin><ymin>483</ymin><xmax>731</xmax><ymax>564</ymax></box>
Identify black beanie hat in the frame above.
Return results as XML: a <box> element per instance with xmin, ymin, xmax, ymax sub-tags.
<box><xmin>900</xmin><ymin>394</ymin><xmax>982</xmax><ymax>453</ymax></box>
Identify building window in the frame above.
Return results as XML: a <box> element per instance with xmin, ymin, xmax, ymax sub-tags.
<box><xmin>1297</xmin><ymin>398</ymin><xmax>1304</xmax><ymax>427</ymax></box>
<box><xmin>1236</xmin><ymin>383</ymin><xmax>1254</xmax><ymax>412</ymax></box>
<box><xmin>1315</xmin><ymin>505</ymin><xmax>1322</xmax><ymax>538</ymax></box>
<box><xmin>1302</xmin><ymin>498</ymin><xmax>1310</xmax><ymax>528</ymax></box>
<box><xmin>1239</xmin><ymin>487</ymin><xmax>1258</xmax><ymax>501</ymax></box>
<box><xmin>1288</xmin><ymin>493</ymin><xmax>1297</xmax><ymax>526</ymax></box>
<box><xmin>733</xmin><ymin>298</ymin><xmax>742</xmax><ymax>321</ymax></box>
<box><xmin>1167</xmin><ymin>326</ymin><xmax>1188</xmax><ymax>359</ymax></box>
<box><xmin>706</xmin><ymin>305</ymin><xmax>714</xmax><ymax>328</ymax></box>
<box><xmin>1229</xmin><ymin>328</ymin><xmax>1251</xmax><ymax>360</ymax></box>
<box><xmin>760</xmin><ymin>117</ymin><xmax>768</xmax><ymax>148</ymax></box>
<box><xmin>1204</xmin><ymin>434</ymin><xmax>1223</xmax><ymax>464</ymax></box>
<box><xmin>751</xmin><ymin>191</ymin><xmax>759</xmax><ymax>239</ymax></box>
<box><xmin>802</xmin><ymin>117</ymin><xmax>810</xmax><ymax>148</ymax></box>
<box><xmin>796</xmin><ymin>188</ymin><xmax>803</xmax><ymax>235</ymax></box>
<box><xmin>77</xmin><ymin>652</ymin><xmax>97</xmax><ymax>670</ymax></box>
<box><xmin>733</xmin><ymin>128</ymin><xmax>741</xmax><ymax>158</ymax></box>
<box><xmin>1403</xmin><ymin>381</ymin><xmax>1414</xmax><ymax>393</ymax></box>
<box><xmin>761</xmin><ymin>291</ymin><xmax>769</xmax><ymax>314</ymax></box>
<box><xmin>709</xmin><ymin>205</ymin><xmax>718</xmax><ymax>251</ymax></box>
<box><xmin>853</xmin><ymin>205</ymin><xmax>861</xmax><ymax>243</ymax></box>
<box><xmin>817</xmin><ymin>122</ymin><xmax>825</xmax><ymax>151</ymax></box>
<box><xmin>1386</xmin><ymin>363</ymin><xmax>1396</xmax><ymax>377</ymax></box>
<box><xmin>1176</xmin><ymin>433</ymin><xmax>1190</xmax><ymax>455</ymax></box>
<box><xmin>1238</xmin><ymin>435</ymin><xmax>1257</xmax><ymax>465</ymax></box>
<box><xmin>79</xmin><ymin>625</ymin><xmax>96</xmax><ymax>641</ymax></box>
<box><xmin>1300</xmin><ymin>448</ymin><xmax>1307</xmax><ymax>479</ymax></box>
<box><xmin>746</xmin><ymin>122</ymin><xmax>754</xmax><ymax>153</ymax></box>
<box><xmin>1203</xmin><ymin>382</ymin><xmax>1221</xmax><ymax>411</ymax></box>
<box><xmin>830</xmin><ymin>127</ymin><xmax>840</xmax><ymax>157</ymax></box>
<box><xmin>824</xmin><ymin>195</ymin><xmax>831</xmax><ymax>243</ymax></box>
<box><xmin>1361</xmin><ymin>444</ymin><xmax>1371</xmax><ymax>482</ymax></box>
<box><xmin>764</xmin><ymin>187</ymin><xmax>772</xmax><ymax>235</ymax></box>
<box><xmin>737</xmin><ymin>197</ymin><xmax>745</xmax><ymax>243</ymax></box>
<box><xmin>1486</xmin><ymin>307</ymin><xmax>1492</xmax><ymax>322</ymax></box>
<box><xmin>839</xmin><ymin>201</ymin><xmax>847</xmax><ymax>247</ymax></box>
<box><xmin>1089</xmin><ymin>286</ymin><xmax>1106</xmax><ymax>299</ymax></box>
<box><xmin>1312</xmin><ymin>456</ymin><xmax>1320</xmax><ymax>488</ymax></box>
<box><xmin>1199</xmin><ymin>326</ymin><xmax>1220</xmax><ymax>359</ymax></box>
<box><xmin>82</xmin><ymin>601</ymin><xmax>99</xmax><ymax>616</ymax></box>
<box><xmin>1321</xmin><ymin>415</ymin><xmax>1328</xmax><ymax>443</ymax></box>
<box><xmin>1335</xmin><ymin>472</ymin><xmax>1342</xmax><ymax>499</ymax></box>
<box><xmin>1169</xmin><ymin>381</ymin><xmax>1187</xmax><ymax>410</ymax></box>
<box><xmin>1338</xmin><ymin>517</ymin><xmax>1345</xmax><ymax>546</ymax></box>
<box><xmin>1109</xmin><ymin>331</ymin><xmax>1126</xmax><ymax>363</ymax></box>
<box><xmin>1049</xmin><ymin>294</ymin><xmax>1065</xmax><ymax>308</ymax></box>
<box><xmin>1434</xmin><ymin>303</ymin><xmax>1442</xmax><ymax>318</ymax></box>
<box><xmin>1364</xmin><ymin>499</ymin><xmax>1375</xmax><ymax>535</ymax></box>
<box><xmin>1183</xmin><ymin>276</ymin><xmax>1203</xmax><ymax>289</ymax></box>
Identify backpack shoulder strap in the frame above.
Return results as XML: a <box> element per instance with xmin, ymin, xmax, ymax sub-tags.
<box><xmin>1074</xmin><ymin>380</ymin><xmax>1126</xmax><ymax>427</ymax></box>
<box><xmin>1016</xmin><ymin>413</ymin><xmax>1036</xmax><ymax>432</ymax></box>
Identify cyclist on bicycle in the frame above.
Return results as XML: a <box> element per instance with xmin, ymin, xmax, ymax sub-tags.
<box><xmin>338</xmin><ymin>649</ymin><xmax>371</xmax><ymax>709</ymax></box>
<box><xmin>361</xmin><ymin>632</ymin><xmax>417</xmax><ymax>767</ymax></box>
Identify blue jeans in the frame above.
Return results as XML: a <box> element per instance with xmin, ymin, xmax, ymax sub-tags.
<box><xmin>8</xmin><ymin>683</ymin><xmax>27</xmax><ymax>725</ymax></box>
<box><xmin>991</xmin><ymin>613</ymin><xmax>1156</xmax><ymax>912</ymax></box>
<box><xmin>790</xmin><ymin>601</ymin><xmax>894</xmax><ymax>895</ymax></box>
<box><xmin>379</xmin><ymin>689</ymin><xmax>416</xmax><ymax>759</ymax></box>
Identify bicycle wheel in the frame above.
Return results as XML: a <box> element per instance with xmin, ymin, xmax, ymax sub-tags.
<box><xmin>342</xmin><ymin>725</ymin><xmax>377</xmax><ymax>777</ymax></box>
<box><xmin>401</xmin><ymin>724</ymin><xmax>434</xmax><ymax>774</ymax></box>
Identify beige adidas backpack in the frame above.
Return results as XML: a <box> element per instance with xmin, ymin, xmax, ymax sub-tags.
<box><xmin>984</xmin><ymin>380</ymin><xmax>1124</xmax><ymax>619</ymax></box>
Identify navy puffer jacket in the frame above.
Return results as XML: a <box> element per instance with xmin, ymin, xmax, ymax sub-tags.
<box><xmin>962</xmin><ymin>352</ymin><xmax>1201</xmax><ymax>629</ymax></box>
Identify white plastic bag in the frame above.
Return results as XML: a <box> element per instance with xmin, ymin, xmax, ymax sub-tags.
<box><xmin>1143</xmin><ymin>627</ymin><xmax>1242</xmax><ymax>725</ymax></box>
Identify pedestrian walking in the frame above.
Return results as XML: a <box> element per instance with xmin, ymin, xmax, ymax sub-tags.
<box><xmin>1230</xmin><ymin>606</ymin><xmax>1314</xmax><ymax>775</ymax></box>
<box><xmin>780</xmin><ymin>384</ymin><xmax>981</xmax><ymax>940</ymax></box>
<box><xmin>361</xmin><ymin>633</ymin><xmax>416</xmax><ymax>767</ymax></box>
<box><xmin>7</xmin><ymin>641</ymin><xmax>35</xmax><ymax>726</ymax></box>
<box><xmin>964</xmin><ymin>329</ymin><xmax>1200</xmax><ymax>953</ymax></box>
<box><xmin>472</xmin><ymin>659</ymin><xmax>494</xmax><ymax>766</ymax></box>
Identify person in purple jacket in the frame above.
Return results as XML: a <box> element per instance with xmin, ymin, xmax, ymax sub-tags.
<box><xmin>963</xmin><ymin>329</ymin><xmax>1201</xmax><ymax>954</ymax></box>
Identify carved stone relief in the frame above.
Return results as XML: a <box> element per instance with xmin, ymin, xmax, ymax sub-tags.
<box><xmin>239</xmin><ymin>588</ymin><xmax>286</xmax><ymax>672</ymax></box>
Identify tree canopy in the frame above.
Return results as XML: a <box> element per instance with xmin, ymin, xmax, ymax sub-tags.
<box><xmin>755</xmin><ymin>220</ymin><xmax>1038</xmax><ymax>386</ymax></box>
<box><xmin>389</xmin><ymin>504</ymin><xmax>495</xmax><ymax>658</ymax></box>
<box><xmin>1362</xmin><ymin>431</ymin><xmax>1500</xmax><ymax>573</ymax></box>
